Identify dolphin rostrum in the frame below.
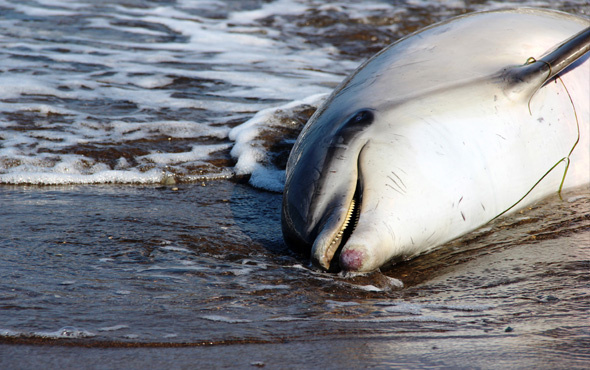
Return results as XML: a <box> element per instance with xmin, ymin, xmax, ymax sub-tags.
<box><xmin>281</xmin><ymin>8</ymin><xmax>590</xmax><ymax>272</ymax></box>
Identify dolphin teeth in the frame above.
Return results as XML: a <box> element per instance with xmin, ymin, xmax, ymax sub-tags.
<box><xmin>321</xmin><ymin>183</ymin><xmax>362</xmax><ymax>271</ymax></box>
<box><xmin>327</xmin><ymin>197</ymin><xmax>356</xmax><ymax>250</ymax></box>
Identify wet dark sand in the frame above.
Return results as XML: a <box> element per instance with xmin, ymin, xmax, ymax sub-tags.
<box><xmin>1</xmin><ymin>182</ymin><xmax>589</xmax><ymax>368</ymax></box>
<box><xmin>4</xmin><ymin>333</ymin><xmax>587</xmax><ymax>369</ymax></box>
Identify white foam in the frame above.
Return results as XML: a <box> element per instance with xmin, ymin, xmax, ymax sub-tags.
<box><xmin>326</xmin><ymin>300</ymin><xmax>361</xmax><ymax>307</ymax></box>
<box><xmin>2</xmin><ymin>326</ymin><xmax>97</xmax><ymax>339</ymax></box>
<box><xmin>0</xmin><ymin>328</ymin><xmax>20</xmax><ymax>337</ymax></box>
<box><xmin>267</xmin><ymin>316</ymin><xmax>309</xmax><ymax>322</ymax></box>
<box><xmin>201</xmin><ymin>315</ymin><xmax>252</xmax><ymax>324</ymax></box>
<box><xmin>98</xmin><ymin>324</ymin><xmax>129</xmax><ymax>332</ymax></box>
<box><xmin>323</xmin><ymin>316</ymin><xmax>455</xmax><ymax>323</ymax></box>
<box><xmin>384</xmin><ymin>302</ymin><xmax>423</xmax><ymax>315</ymax></box>
<box><xmin>141</xmin><ymin>265</ymin><xmax>211</xmax><ymax>273</ymax></box>
<box><xmin>248</xmin><ymin>167</ymin><xmax>286</xmax><ymax>193</ymax></box>
<box><xmin>0</xmin><ymin>0</ymin><xmax>341</xmax><ymax>185</ymax></box>
<box><xmin>35</xmin><ymin>326</ymin><xmax>96</xmax><ymax>339</ymax></box>
<box><xmin>229</xmin><ymin>267</ymin><xmax>254</xmax><ymax>276</ymax></box>
<box><xmin>4</xmin><ymin>2</ymin><xmax>78</xmax><ymax>17</ymax></box>
<box><xmin>229</xmin><ymin>93</ymin><xmax>327</xmax><ymax>192</ymax></box>
<box><xmin>141</xmin><ymin>143</ymin><xmax>232</xmax><ymax>165</ymax></box>
<box><xmin>160</xmin><ymin>245</ymin><xmax>194</xmax><ymax>253</ymax></box>
<box><xmin>253</xmin><ymin>284</ymin><xmax>291</xmax><ymax>290</ymax></box>
<box><xmin>0</xmin><ymin>168</ymin><xmax>164</xmax><ymax>185</ymax></box>
<box><xmin>227</xmin><ymin>0</ymin><xmax>309</xmax><ymax>24</ymax></box>
<box><xmin>424</xmin><ymin>303</ymin><xmax>493</xmax><ymax>312</ymax></box>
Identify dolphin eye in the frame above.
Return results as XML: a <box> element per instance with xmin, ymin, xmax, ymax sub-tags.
<box><xmin>334</xmin><ymin>109</ymin><xmax>374</xmax><ymax>145</ymax></box>
<box><xmin>349</xmin><ymin>110</ymin><xmax>374</xmax><ymax>126</ymax></box>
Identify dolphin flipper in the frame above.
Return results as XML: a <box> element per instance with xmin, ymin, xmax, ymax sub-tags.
<box><xmin>539</xmin><ymin>26</ymin><xmax>590</xmax><ymax>79</ymax></box>
<box><xmin>504</xmin><ymin>26</ymin><xmax>590</xmax><ymax>97</ymax></box>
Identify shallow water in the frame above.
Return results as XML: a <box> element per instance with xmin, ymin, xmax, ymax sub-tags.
<box><xmin>1</xmin><ymin>0</ymin><xmax>589</xmax><ymax>368</ymax></box>
<box><xmin>1</xmin><ymin>184</ymin><xmax>589</xmax><ymax>368</ymax></box>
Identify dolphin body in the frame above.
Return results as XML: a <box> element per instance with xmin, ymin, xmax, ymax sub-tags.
<box><xmin>281</xmin><ymin>8</ymin><xmax>590</xmax><ymax>272</ymax></box>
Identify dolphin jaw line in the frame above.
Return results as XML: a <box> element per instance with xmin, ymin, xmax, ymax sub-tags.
<box><xmin>318</xmin><ymin>181</ymin><xmax>362</xmax><ymax>271</ymax></box>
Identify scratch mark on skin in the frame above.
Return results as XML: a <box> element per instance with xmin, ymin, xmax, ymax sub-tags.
<box><xmin>496</xmin><ymin>134</ymin><xmax>506</xmax><ymax>140</ymax></box>
<box><xmin>371</xmin><ymin>200</ymin><xmax>380</xmax><ymax>213</ymax></box>
<box><xmin>385</xmin><ymin>182</ymin><xmax>404</xmax><ymax>196</ymax></box>
<box><xmin>425</xmin><ymin>231</ymin><xmax>436</xmax><ymax>243</ymax></box>
<box><xmin>461</xmin><ymin>211</ymin><xmax>466</xmax><ymax>221</ymax></box>
<box><xmin>390</xmin><ymin>171</ymin><xmax>407</xmax><ymax>190</ymax></box>
<box><xmin>481</xmin><ymin>203</ymin><xmax>486</xmax><ymax>211</ymax></box>
<box><xmin>396</xmin><ymin>167</ymin><xmax>408</xmax><ymax>176</ymax></box>
<box><xmin>384</xmin><ymin>222</ymin><xmax>396</xmax><ymax>245</ymax></box>
<box><xmin>386</xmin><ymin>173</ymin><xmax>406</xmax><ymax>195</ymax></box>
<box><xmin>458</xmin><ymin>196</ymin><xmax>463</xmax><ymax>204</ymax></box>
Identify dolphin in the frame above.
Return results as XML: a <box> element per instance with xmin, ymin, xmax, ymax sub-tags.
<box><xmin>281</xmin><ymin>8</ymin><xmax>590</xmax><ymax>272</ymax></box>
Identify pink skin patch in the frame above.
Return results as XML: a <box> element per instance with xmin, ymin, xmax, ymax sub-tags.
<box><xmin>340</xmin><ymin>249</ymin><xmax>364</xmax><ymax>271</ymax></box>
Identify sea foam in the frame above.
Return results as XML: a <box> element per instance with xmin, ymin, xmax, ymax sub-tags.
<box><xmin>229</xmin><ymin>93</ymin><xmax>327</xmax><ymax>192</ymax></box>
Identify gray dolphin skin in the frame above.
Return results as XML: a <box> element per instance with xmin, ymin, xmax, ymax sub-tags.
<box><xmin>281</xmin><ymin>8</ymin><xmax>590</xmax><ymax>272</ymax></box>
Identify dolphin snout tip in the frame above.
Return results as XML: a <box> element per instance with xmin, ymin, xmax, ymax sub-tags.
<box><xmin>340</xmin><ymin>248</ymin><xmax>366</xmax><ymax>271</ymax></box>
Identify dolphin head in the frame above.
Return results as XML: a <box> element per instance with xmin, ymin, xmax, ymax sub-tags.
<box><xmin>281</xmin><ymin>101</ymin><xmax>378</xmax><ymax>271</ymax></box>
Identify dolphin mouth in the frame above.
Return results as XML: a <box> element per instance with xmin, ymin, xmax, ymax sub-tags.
<box><xmin>315</xmin><ymin>180</ymin><xmax>362</xmax><ymax>271</ymax></box>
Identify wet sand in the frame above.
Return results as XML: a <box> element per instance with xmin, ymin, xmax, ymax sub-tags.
<box><xmin>1</xmin><ymin>182</ymin><xmax>589</xmax><ymax>369</ymax></box>
<box><xmin>3</xmin><ymin>333</ymin><xmax>587</xmax><ymax>369</ymax></box>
